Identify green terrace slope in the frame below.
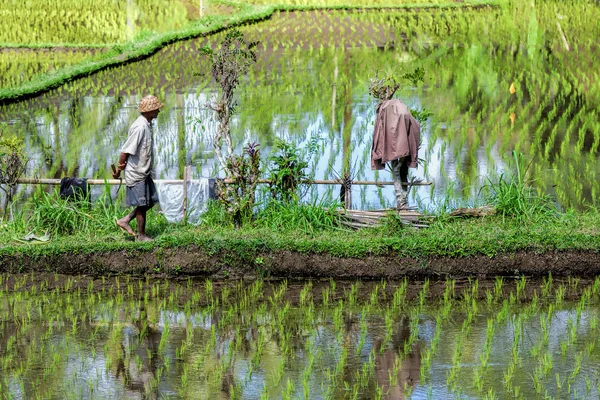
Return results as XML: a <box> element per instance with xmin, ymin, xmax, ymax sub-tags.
<box><xmin>0</xmin><ymin>0</ymin><xmax>500</xmax><ymax>104</ymax></box>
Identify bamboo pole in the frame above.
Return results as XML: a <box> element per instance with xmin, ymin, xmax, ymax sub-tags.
<box><xmin>16</xmin><ymin>178</ymin><xmax>433</xmax><ymax>186</ymax></box>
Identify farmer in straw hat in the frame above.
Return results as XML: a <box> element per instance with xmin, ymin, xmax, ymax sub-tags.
<box><xmin>113</xmin><ymin>95</ymin><xmax>164</xmax><ymax>241</ymax></box>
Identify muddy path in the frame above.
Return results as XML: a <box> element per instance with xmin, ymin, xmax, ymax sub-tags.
<box><xmin>2</xmin><ymin>247</ymin><xmax>599</xmax><ymax>280</ymax></box>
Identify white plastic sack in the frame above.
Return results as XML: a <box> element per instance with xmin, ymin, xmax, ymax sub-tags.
<box><xmin>155</xmin><ymin>178</ymin><xmax>210</xmax><ymax>225</ymax></box>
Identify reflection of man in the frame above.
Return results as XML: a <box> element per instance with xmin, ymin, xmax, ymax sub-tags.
<box><xmin>374</xmin><ymin>317</ymin><xmax>421</xmax><ymax>399</ymax></box>
<box><xmin>113</xmin><ymin>95</ymin><xmax>163</xmax><ymax>241</ymax></box>
<box><xmin>370</xmin><ymin>81</ymin><xmax>420</xmax><ymax>210</ymax></box>
<box><xmin>114</xmin><ymin>304</ymin><xmax>162</xmax><ymax>399</ymax></box>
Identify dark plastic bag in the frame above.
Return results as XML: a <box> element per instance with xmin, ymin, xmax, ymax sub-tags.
<box><xmin>59</xmin><ymin>177</ymin><xmax>90</xmax><ymax>201</ymax></box>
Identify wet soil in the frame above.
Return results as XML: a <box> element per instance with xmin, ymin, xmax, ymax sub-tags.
<box><xmin>2</xmin><ymin>247</ymin><xmax>600</xmax><ymax>280</ymax></box>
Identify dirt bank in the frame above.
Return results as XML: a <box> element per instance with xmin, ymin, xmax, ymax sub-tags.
<box><xmin>2</xmin><ymin>247</ymin><xmax>599</xmax><ymax>279</ymax></box>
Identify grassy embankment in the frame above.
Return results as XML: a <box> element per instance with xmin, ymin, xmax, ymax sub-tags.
<box><xmin>0</xmin><ymin>0</ymin><xmax>500</xmax><ymax>103</ymax></box>
<box><xmin>2</xmin><ymin>167</ymin><xmax>600</xmax><ymax>276</ymax></box>
<box><xmin>2</xmin><ymin>205</ymin><xmax>600</xmax><ymax>259</ymax></box>
<box><xmin>4</xmin><ymin>0</ymin><xmax>599</xmax><ymax>276</ymax></box>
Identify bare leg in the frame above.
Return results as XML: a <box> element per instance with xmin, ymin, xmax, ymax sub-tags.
<box><xmin>391</xmin><ymin>157</ymin><xmax>409</xmax><ymax>209</ymax></box>
<box><xmin>116</xmin><ymin>209</ymin><xmax>137</xmax><ymax>236</ymax></box>
<box><xmin>136</xmin><ymin>206</ymin><xmax>152</xmax><ymax>241</ymax></box>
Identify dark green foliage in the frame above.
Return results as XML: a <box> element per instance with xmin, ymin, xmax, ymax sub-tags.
<box><xmin>216</xmin><ymin>143</ymin><xmax>261</xmax><ymax>228</ymax></box>
<box><xmin>267</xmin><ymin>139</ymin><xmax>311</xmax><ymax>203</ymax></box>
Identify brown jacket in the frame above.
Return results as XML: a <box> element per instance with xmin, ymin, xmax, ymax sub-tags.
<box><xmin>371</xmin><ymin>99</ymin><xmax>420</xmax><ymax>170</ymax></box>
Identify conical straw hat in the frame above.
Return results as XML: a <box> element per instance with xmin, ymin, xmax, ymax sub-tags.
<box><xmin>137</xmin><ymin>95</ymin><xmax>164</xmax><ymax>113</ymax></box>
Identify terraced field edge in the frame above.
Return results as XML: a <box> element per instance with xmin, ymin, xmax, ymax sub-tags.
<box><xmin>0</xmin><ymin>0</ymin><xmax>501</xmax><ymax>104</ymax></box>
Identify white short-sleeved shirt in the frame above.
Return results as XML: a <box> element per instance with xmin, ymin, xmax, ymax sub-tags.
<box><xmin>121</xmin><ymin>115</ymin><xmax>154</xmax><ymax>186</ymax></box>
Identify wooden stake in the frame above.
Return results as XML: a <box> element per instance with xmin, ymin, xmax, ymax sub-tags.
<box><xmin>182</xmin><ymin>165</ymin><xmax>191</xmax><ymax>224</ymax></box>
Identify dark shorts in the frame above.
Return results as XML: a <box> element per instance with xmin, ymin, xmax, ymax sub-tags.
<box><xmin>126</xmin><ymin>177</ymin><xmax>159</xmax><ymax>208</ymax></box>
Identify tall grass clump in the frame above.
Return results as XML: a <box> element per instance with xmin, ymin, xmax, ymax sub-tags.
<box><xmin>199</xmin><ymin>199</ymin><xmax>230</xmax><ymax>228</ymax></box>
<box><xmin>27</xmin><ymin>188</ymin><xmax>167</xmax><ymax>237</ymax></box>
<box><xmin>29</xmin><ymin>189</ymin><xmax>115</xmax><ymax>236</ymax></box>
<box><xmin>200</xmin><ymin>197</ymin><xmax>345</xmax><ymax>234</ymax></box>
<box><xmin>255</xmin><ymin>198</ymin><xmax>344</xmax><ymax>234</ymax></box>
<box><xmin>486</xmin><ymin>151</ymin><xmax>557</xmax><ymax>221</ymax></box>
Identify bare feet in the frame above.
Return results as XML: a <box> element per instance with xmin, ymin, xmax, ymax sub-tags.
<box><xmin>137</xmin><ymin>235</ymin><xmax>153</xmax><ymax>242</ymax></box>
<box><xmin>115</xmin><ymin>217</ymin><xmax>136</xmax><ymax>236</ymax></box>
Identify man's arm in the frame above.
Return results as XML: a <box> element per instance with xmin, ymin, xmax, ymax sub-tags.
<box><xmin>112</xmin><ymin>152</ymin><xmax>130</xmax><ymax>179</ymax></box>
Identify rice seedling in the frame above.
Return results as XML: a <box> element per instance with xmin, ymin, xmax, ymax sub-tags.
<box><xmin>0</xmin><ymin>0</ymin><xmax>210</xmax><ymax>46</ymax></box>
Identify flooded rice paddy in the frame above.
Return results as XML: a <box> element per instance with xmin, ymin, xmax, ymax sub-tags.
<box><xmin>2</xmin><ymin>274</ymin><xmax>600</xmax><ymax>398</ymax></box>
<box><xmin>1</xmin><ymin>5</ymin><xmax>600</xmax><ymax>210</ymax></box>
<box><xmin>0</xmin><ymin>0</ymin><xmax>206</xmax><ymax>45</ymax></box>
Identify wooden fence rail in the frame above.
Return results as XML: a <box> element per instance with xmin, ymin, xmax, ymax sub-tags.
<box><xmin>16</xmin><ymin>178</ymin><xmax>432</xmax><ymax>186</ymax></box>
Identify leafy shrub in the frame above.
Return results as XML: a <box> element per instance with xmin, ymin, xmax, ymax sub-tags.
<box><xmin>0</xmin><ymin>126</ymin><xmax>27</xmax><ymax>220</ymax></box>
<box><xmin>216</xmin><ymin>143</ymin><xmax>261</xmax><ymax>228</ymax></box>
<box><xmin>267</xmin><ymin>138</ymin><xmax>311</xmax><ymax>203</ymax></box>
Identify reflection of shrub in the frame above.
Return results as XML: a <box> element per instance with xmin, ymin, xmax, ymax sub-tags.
<box><xmin>267</xmin><ymin>139</ymin><xmax>310</xmax><ymax>203</ymax></box>
<box><xmin>201</xmin><ymin>29</ymin><xmax>260</xmax><ymax>228</ymax></box>
<box><xmin>200</xmin><ymin>29</ymin><xmax>258</xmax><ymax>173</ymax></box>
<box><xmin>217</xmin><ymin>143</ymin><xmax>261</xmax><ymax>228</ymax></box>
<box><xmin>0</xmin><ymin>127</ymin><xmax>27</xmax><ymax>220</ymax></box>
<box><xmin>486</xmin><ymin>151</ymin><xmax>557</xmax><ymax>221</ymax></box>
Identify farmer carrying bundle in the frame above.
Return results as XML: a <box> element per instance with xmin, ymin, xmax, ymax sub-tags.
<box><xmin>370</xmin><ymin>77</ymin><xmax>420</xmax><ymax>210</ymax></box>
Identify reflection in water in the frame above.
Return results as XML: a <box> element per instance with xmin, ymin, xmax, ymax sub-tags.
<box><xmin>115</xmin><ymin>305</ymin><xmax>162</xmax><ymax>399</ymax></box>
<box><xmin>2</xmin><ymin>277</ymin><xmax>600</xmax><ymax>398</ymax></box>
<box><xmin>1</xmin><ymin>7</ymin><xmax>600</xmax><ymax>209</ymax></box>
<box><xmin>374</xmin><ymin>317</ymin><xmax>421</xmax><ymax>399</ymax></box>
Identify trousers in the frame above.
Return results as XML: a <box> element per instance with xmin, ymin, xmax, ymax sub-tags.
<box><xmin>390</xmin><ymin>157</ymin><xmax>408</xmax><ymax>209</ymax></box>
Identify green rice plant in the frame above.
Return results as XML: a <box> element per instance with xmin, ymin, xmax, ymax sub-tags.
<box><xmin>516</xmin><ymin>276</ymin><xmax>526</xmax><ymax>302</ymax></box>
<box><xmin>555</xmin><ymin>285</ymin><xmax>566</xmax><ymax>306</ymax></box>
<box><xmin>392</xmin><ymin>280</ymin><xmax>408</xmax><ymax>310</ymax></box>
<box><xmin>541</xmin><ymin>273</ymin><xmax>553</xmax><ymax>298</ymax></box>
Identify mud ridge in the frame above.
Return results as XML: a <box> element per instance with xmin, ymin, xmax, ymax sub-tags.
<box><xmin>2</xmin><ymin>247</ymin><xmax>599</xmax><ymax>279</ymax></box>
